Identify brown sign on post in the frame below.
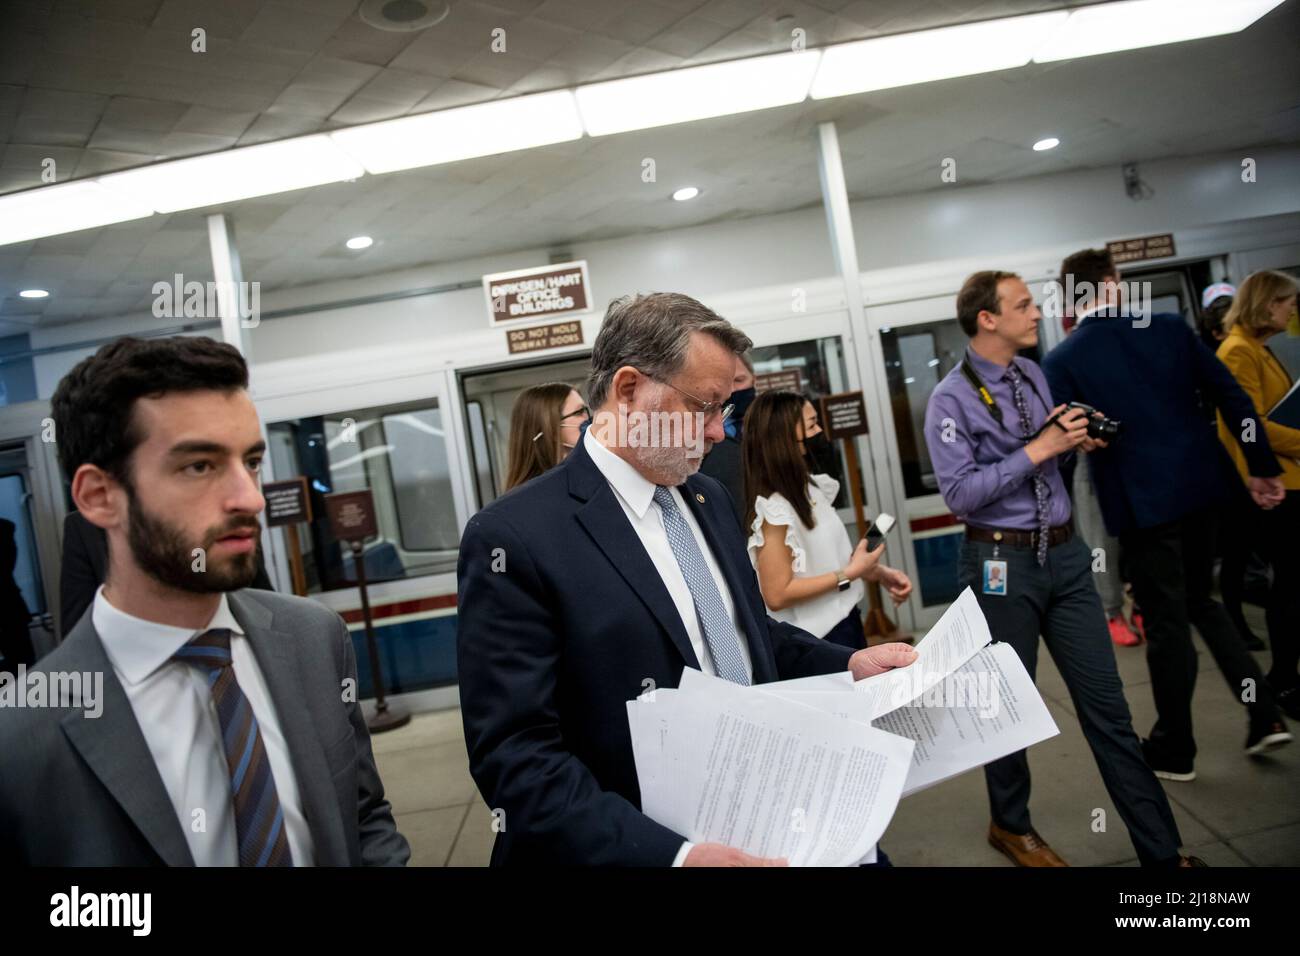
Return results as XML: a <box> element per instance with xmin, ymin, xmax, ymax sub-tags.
<box><xmin>505</xmin><ymin>319</ymin><xmax>584</xmax><ymax>355</ymax></box>
<box><xmin>325</xmin><ymin>489</ymin><xmax>378</xmax><ymax>542</ymax></box>
<box><xmin>753</xmin><ymin>369</ymin><xmax>803</xmax><ymax>394</ymax></box>
<box><xmin>484</xmin><ymin>260</ymin><xmax>591</xmax><ymax>325</ymax></box>
<box><xmin>1106</xmin><ymin>233</ymin><xmax>1176</xmax><ymax>264</ymax></box>
<box><xmin>820</xmin><ymin>391</ymin><xmax>870</xmax><ymax>439</ymax></box>
<box><xmin>263</xmin><ymin>477</ymin><xmax>312</xmax><ymax>527</ymax></box>
<box><xmin>265</xmin><ymin>477</ymin><xmax>312</xmax><ymax>597</ymax></box>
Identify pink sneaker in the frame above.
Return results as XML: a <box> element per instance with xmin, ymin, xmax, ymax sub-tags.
<box><xmin>1109</xmin><ymin>615</ymin><xmax>1141</xmax><ymax>647</ymax></box>
<box><xmin>1130</xmin><ymin>612</ymin><xmax>1147</xmax><ymax>641</ymax></box>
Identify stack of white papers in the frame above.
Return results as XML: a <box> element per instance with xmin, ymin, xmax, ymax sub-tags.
<box><xmin>627</xmin><ymin>587</ymin><xmax>1060</xmax><ymax>866</ymax></box>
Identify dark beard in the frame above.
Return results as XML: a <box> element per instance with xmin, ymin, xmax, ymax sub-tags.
<box><xmin>127</xmin><ymin>491</ymin><xmax>260</xmax><ymax>593</ymax></box>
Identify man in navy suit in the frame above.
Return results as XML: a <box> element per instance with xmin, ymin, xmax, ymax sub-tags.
<box><xmin>457</xmin><ymin>292</ymin><xmax>917</xmax><ymax>866</ymax></box>
<box><xmin>1043</xmin><ymin>248</ymin><xmax>1291</xmax><ymax>781</ymax></box>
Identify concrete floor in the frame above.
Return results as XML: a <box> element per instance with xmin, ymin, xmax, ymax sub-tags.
<box><xmin>373</xmin><ymin>605</ymin><xmax>1299</xmax><ymax>866</ymax></box>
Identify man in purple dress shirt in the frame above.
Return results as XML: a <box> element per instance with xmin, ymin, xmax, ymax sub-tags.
<box><xmin>923</xmin><ymin>271</ymin><xmax>1200</xmax><ymax>868</ymax></box>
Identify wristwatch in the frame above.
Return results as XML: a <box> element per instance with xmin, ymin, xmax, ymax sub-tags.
<box><xmin>835</xmin><ymin>570</ymin><xmax>852</xmax><ymax>592</ymax></box>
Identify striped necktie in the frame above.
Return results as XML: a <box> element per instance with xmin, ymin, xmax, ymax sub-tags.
<box><xmin>652</xmin><ymin>485</ymin><xmax>750</xmax><ymax>685</ymax></box>
<box><xmin>1004</xmin><ymin>362</ymin><xmax>1051</xmax><ymax>566</ymax></box>
<box><xmin>174</xmin><ymin>628</ymin><xmax>294</xmax><ymax>867</ymax></box>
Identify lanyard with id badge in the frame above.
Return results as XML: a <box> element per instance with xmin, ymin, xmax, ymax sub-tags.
<box><xmin>983</xmin><ymin>532</ymin><xmax>1008</xmax><ymax>596</ymax></box>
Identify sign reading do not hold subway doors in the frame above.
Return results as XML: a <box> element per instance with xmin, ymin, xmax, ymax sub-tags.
<box><xmin>483</xmin><ymin>260</ymin><xmax>592</xmax><ymax>325</ymax></box>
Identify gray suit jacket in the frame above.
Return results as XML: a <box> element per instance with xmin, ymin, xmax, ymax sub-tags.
<box><xmin>0</xmin><ymin>588</ymin><xmax>409</xmax><ymax>866</ymax></box>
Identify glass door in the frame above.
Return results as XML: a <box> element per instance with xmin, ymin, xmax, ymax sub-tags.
<box><xmin>862</xmin><ymin>295</ymin><xmax>971</xmax><ymax>629</ymax></box>
<box><xmin>460</xmin><ymin>355</ymin><xmax>591</xmax><ymax>507</ymax></box>
<box><xmin>743</xmin><ymin>308</ymin><xmax>917</xmax><ymax>633</ymax></box>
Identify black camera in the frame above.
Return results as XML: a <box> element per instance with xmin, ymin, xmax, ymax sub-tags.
<box><xmin>1067</xmin><ymin>401</ymin><xmax>1122</xmax><ymax>441</ymax></box>
<box><xmin>1035</xmin><ymin>401</ymin><xmax>1122</xmax><ymax>442</ymax></box>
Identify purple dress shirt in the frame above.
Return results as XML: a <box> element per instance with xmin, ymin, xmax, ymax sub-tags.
<box><xmin>923</xmin><ymin>346</ymin><xmax>1073</xmax><ymax>530</ymax></box>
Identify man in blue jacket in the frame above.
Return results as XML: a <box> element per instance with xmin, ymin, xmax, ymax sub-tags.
<box><xmin>457</xmin><ymin>292</ymin><xmax>917</xmax><ymax>866</ymax></box>
<box><xmin>1042</xmin><ymin>248</ymin><xmax>1291</xmax><ymax>781</ymax></box>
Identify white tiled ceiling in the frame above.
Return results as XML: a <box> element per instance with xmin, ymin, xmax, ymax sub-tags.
<box><xmin>1</xmin><ymin>0</ymin><xmax>1298</xmax><ymax>330</ymax></box>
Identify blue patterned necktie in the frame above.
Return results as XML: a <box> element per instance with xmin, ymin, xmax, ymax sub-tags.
<box><xmin>652</xmin><ymin>486</ymin><xmax>751</xmax><ymax>685</ymax></box>
<box><xmin>174</xmin><ymin>628</ymin><xmax>294</xmax><ymax>867</ymax></box>
<box><xmin>1004</xmin><ymin>363</ymin><xmax>1050</xmax><ymax>566</ymax></box>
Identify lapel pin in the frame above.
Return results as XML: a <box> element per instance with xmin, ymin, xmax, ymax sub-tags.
<box><xmin>696</xmin><ymin>493</ymin><xmax>705</xmax><ymax>503</ymax></box>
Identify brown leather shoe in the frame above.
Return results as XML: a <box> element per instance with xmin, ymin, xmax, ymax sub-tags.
<box><xmin>1178</xmin><ymin>855</ymin><xmax>1208</xmax><ymax>867</ymax></box>
<box><xmin>988</xmin><ymin>822</ymin><xmax>1068</xmax><ymax>866</ymax></box>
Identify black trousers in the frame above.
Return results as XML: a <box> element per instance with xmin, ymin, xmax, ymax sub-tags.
<box><xmin>1218</xmin><ymin>487</ymin><xmax>1258</xmax><ymax>640</ymax></box>
<box><xmin>1256</xmin><ymin>491</ymin><xmax>1300</xmax><ymax>688</ymax></box>
<box><xmin>1120</xmin><ymin>507</ymin><xmax>1281</xmax><ymax>763</ymax></box>
<box><xmin>959</xmin><ymin>532</ymin><xmax>1182</xmax><ymax>865</ymax></box>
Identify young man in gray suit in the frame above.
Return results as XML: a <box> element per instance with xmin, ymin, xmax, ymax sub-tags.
<box><xmin>0</xmin><ymin>336</ymin><xmax>408</xmax><ymax>866</ymax></box>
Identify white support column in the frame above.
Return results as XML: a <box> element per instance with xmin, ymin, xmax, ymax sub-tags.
<box><xmin>815</xmin><ymin>121</ymin><xmax>913</xmax><ymax>628</ymax></box>
<box><xmin>206</xmin><ymin>213</ymin><xmax>251</xmax><ymax>356</ymax></box>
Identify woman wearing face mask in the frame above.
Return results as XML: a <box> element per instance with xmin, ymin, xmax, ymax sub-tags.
<box><xmin>742</xmin><ymin>390</ymin><xmax>912</xmax><ymax>649</ymax></box>
<box><xmin>504</xmin><ymin>383</ymin><xmax>589</xmax><ymax>491</ymax></box>
<box><xmin>1215</xmin><ymin>270</ymin><xmax>1300</xmax><ymax>719</ymax></box>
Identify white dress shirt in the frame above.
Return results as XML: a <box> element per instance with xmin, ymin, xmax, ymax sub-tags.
<box><xmin>93</xmin><ymin>587</ymin><xmax>315</xmax><ymax>866</ymax></box>
<box><xmin>585</xmin><ymin>428</ymin><xmax>754</xmax><ymax>682</ymax></box>
<box><xmin>584</xmin><ymin>428</ymin><xmax>754</xmax><ymax>866</ymax></box>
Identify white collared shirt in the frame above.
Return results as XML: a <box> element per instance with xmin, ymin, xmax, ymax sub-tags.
<box><xmin>584</xmin><ymin>428</ymin><xmax>754</xmax><ymax>867</ymax></box>
<box><xmin>584</xmin><ymin>427</ymin><xmax>754</xmax><ymax>682</ymax></box>
<box><xmin>93</xmin><ymin>587</ymin><xmax>315</xmax><ymax>866</ymax></box>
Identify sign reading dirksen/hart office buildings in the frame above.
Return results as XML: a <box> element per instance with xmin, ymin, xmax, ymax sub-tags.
<box><xmin>483</xmin><ymin>260</ymin><xmax>592</xmax><ymax>325</ymax></box>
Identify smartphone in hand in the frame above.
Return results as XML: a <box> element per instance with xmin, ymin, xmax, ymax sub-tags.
<box><xmin>864</xmin><ymin>513</ymin><xmax>896</xmax><ymax>551</ymax></box>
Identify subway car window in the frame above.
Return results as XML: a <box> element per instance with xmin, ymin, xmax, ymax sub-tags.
<box><xmin>266</xmin><ymin>399</ymin><xmax>458</xmax><ymax>593</ymax></box>
<box><xmin>0</xmin><ymin>456</ymin><xmax>45</xmax><ymax>617</ymax></box>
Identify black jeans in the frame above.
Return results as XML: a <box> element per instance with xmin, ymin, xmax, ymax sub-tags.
<box><xmin>1119</xmin><ymin>507</ymin><xmax>1281</xmax><ymax>763</ymax></box>
<box><xmin>1256</xmin><ymin>492</ymin><xmax>1300</xmax><ymax>689</ymax></box>
<box><xmin>959</xmin><ymin>533</ymin><xmax>1182</xmax><ymax>865</ymax></box>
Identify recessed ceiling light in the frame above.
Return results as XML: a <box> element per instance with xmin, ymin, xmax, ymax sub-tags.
<box><xmin>346</xmin><ymin>235</ymin><xmax>374</xmax><ymax>250</ymax></box>
<box><xmin>18</xmin><ymin>289</ymin><xmax>49</xmax><ymax>298</ymax></box>
<box><xmin>672</xmin><ymin>187</ymin><xmax>700</xmax><ymax>201</ymax></box>
<box><xmin>1033</xmin><ymin>137</ymin><xmax>1060</xmax><ymax>151</ymax></box>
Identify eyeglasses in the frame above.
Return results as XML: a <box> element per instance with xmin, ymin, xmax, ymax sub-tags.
<box><xmin>654</xmin><ymin>376</ymin><xmax>733</xmax><ymax>423</ymax></box>
<box><xmin>534</xmin><ymin>406</ymin><xmax>591</xmax><ymax>443</ymax></box>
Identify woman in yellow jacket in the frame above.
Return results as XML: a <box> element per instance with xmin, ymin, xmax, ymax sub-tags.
<box><xmin>1216</xmin><ymin>269</ymin><xmax>1300</xmax><ymax>720</ymax></box>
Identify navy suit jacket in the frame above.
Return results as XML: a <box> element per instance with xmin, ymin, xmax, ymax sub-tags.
<box><xmin>1042</xmin><ymin>310</ymin><xmax>1281</xmax><ymax>536</ymax></box>
<box><xmin>456</xmin><ymin>436</ymin><xmax>853</xmax><ymax>866</ymax></box>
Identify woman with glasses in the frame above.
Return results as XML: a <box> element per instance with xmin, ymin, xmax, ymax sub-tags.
<box><xmin>504</xmin><ymin>383</ymin><xmax>590</xmax><ymax>491</ymax></box>
<box><xmin>742</xmin><ymin>390</ymin><xmax>912</xmax><ymax>650</ymax></box>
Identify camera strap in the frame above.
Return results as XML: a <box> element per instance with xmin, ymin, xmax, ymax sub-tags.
<box><xmin>960</xmin><ymin>356</ymin><xmax>1049</xmax><ymax>440</ymax></box>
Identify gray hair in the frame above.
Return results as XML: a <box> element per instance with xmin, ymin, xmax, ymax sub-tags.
<box><xmin>587</xmin><ymin>293</ymin><xmax>752</xmax><ymax>408</ymax></box>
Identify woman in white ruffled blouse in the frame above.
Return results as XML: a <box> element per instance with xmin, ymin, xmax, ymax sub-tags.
<box><xmin>742</xmin><ymin>390</ymin><xmax>912</xmax><ymax>649</ymax></box>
